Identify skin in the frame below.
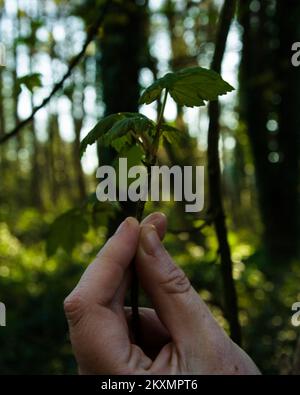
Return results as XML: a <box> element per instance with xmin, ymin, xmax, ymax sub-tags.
<box><xmin>64</xmin><ymin>212</ymin><xmax>260</xmax><ymax>375</ymax></box>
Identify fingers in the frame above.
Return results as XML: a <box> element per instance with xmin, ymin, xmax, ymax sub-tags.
<box><xmin>136</xmin><ymin>225</ymin><xmax>225</xmax><ymax>350</ymax></box>
<box><xmin>142</xmin><ymin>212</ymin><xmax>167</xmax><ymax>240</ymax></box>
<box><xmin>64</xmin><ymin>213</ymin><xmax>167</xmax><ymax>322</ymax></box>
<box><xmin>64</xmin><ymin>217</ymin><xmax>154</xmax><ymax>374</ymax></box>
<box><xmin>113</xmin><ymin>212</ymin><xmax>168</xmax><ymax>306</ymax></box>
<box><xmin>64</xmin><ymin>217</ymin><xmax>139</xmax><ymax>323</ymax></box>
<box><xmin>124</xmin><ymin>307</ymin><xmax>171</xmax><ymax>359</ymax></box>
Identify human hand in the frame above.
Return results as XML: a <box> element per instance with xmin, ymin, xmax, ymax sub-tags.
<box><xmin>64</xmin><ymin>212</ymin><xmax>260</xmax><ymax>375</ymax></box>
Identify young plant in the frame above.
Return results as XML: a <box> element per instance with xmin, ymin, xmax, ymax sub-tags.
<box><xmin>80</xmin><ymin>66</ymin><xmax>234</xmax><ymax>342</ymax></box>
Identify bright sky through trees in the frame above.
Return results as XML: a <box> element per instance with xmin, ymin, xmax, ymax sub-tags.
<box><xmin>1</xmin><ymin>0</ymin><xmax>240</xmax><ymax>174</ymax></box>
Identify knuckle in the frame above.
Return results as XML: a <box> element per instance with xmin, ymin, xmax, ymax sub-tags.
<box><xmin>63</xmin><ymin>292</ymin><xmax>87</xmax><ymax>326</ymax></box>
<box><xmin>160</xmin><ymin>266</ymin><xmax>191</xmax><ymax>295</ymax></box>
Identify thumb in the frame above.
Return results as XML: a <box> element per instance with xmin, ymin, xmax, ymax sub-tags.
<box><xmin>136</xmin><ymin>224</ymin><xmax>224</xmax><ymax>349</ymax></box>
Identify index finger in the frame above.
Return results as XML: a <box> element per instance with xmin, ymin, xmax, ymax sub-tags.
<box><xmin>65</xmin><ymin>217</ymin><xmax>139</xmax><ymax>310</ymax></box>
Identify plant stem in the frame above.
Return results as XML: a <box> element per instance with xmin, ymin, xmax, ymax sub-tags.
<box><xmin>130</xmin><ymin>176</ymin><xmax>148</xmax><ymax>345</ymax></box>
<box><xmin>130</xmin><ymin>89</ymin><xmax>168</xmax><ymax>344</ymax></box>
<box><xmin>157</xmin><ymin>88</ymin><xmax>169</xmax><ymax>128</ymax></box>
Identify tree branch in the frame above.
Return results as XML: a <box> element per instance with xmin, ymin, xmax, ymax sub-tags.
<box><xmin>0</xmin><ymin>0</ymin><xmax>110</xmax><ymax>145</ymax></box>
<box><xmin>207</xmin><ymin>0</ymin><xmax>242</xmax><ymax>344</ymax></box>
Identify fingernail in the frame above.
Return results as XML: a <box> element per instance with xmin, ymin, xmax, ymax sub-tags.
<box><xmin>140</xmin><ymin>225</ymin><xmax>161</xmax><ymax>256</ymax></box>
<box><xmin>142</xmin><ymin>212</ymin><xmax>166</xmax><ymax>226</ymax></box>
<box><xmin>115</xmin><ymin>217</ymin><xmax>137</xmax><ymax>234</ymax></box>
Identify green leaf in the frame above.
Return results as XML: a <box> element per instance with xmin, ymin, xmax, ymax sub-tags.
<box><xmin>80</xmin><ymin>113</ymin><xmax>129</xmax><ymax>157</ymax></box>
<box><xmin>139</xmin><ymin>79</ymin><xmax>163</xmax><ymax>105</ymax></box>
<box><xmin>114</xmin><ymin>144</ymin><xmax>144</xmax><ymax>188</ymax></box>
<box><xmin>102</xmin><ymin>114</ymin><xmax>155</xmax><ymax>145</ymax></box>
<box><xmin>161</xmin><ymin>123</ymin><xmax>182</xmax><ymax>134</ymax></box>
<box><xmin>114</xmin><ymin>144</ymin><xmax>144</xmax><ymax>168</ymax></box>
<box><xmin>111</xmin><ymin>133</ymin><xmax>133</xmax><ymax>152</ymax></box>
<box><xmin>161</xmin><ymin>123</ymin><xmax>186</xmax><ymax>145</ymax></box>
<box><xmin>139</xmin><ymin>66</ymin><xmax>234</xmax><ymax>107</ymax></box>
<box><xmin>80</xmin><ymin>112</ymin><xmax>155</xmax><ymax>156</ymax></box>
<box><xmin>46</xmin><ymin>209</ymin><xmax>89</xmax><ymax>256</ymax></box>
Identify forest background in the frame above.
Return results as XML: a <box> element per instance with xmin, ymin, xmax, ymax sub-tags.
<box><xmin>0</xmin><ymin>0</ymin><xmax>299</xmax><ymax>374</ymax></box>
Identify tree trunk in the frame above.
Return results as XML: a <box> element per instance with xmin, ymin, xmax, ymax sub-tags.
<box><xmin>239</xmin><ymin>0</ymin><xmax>300</xmax><ymax>265</ymax></box>
<box><xmin>96</xmin><ymin>0</ymin><xmax>149</xmax><ymax>230</ymax></box>
<box><xmin>207</xmin><ymin>0</ymin><xmax>241</xmax><ymax>345</ymax></box>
